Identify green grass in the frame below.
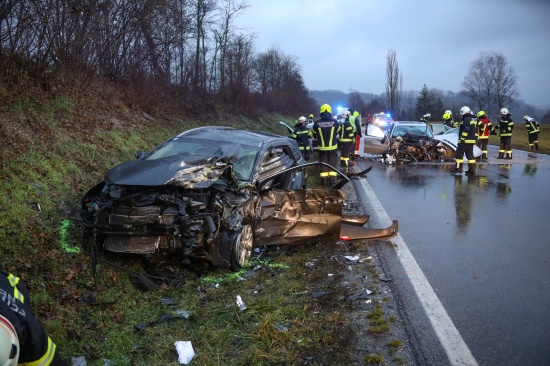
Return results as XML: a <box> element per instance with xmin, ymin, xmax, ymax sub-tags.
<box><xmin>1</xmin><ymin>98</ymin><xmax>366</xmax><ymax>364</ymax></box>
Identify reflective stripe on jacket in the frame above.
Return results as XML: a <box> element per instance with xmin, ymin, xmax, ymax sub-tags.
<box><xmin>291</xmin><ymin>123</ymin><xmax>312</xmax><ymax>150</ymax></box>
<box><xmin>339</xmin><ymin>120</ymin><xmax>355</xmax><ymax>142</ymax></box>
<box><xmin>526</xmin><ymin>118</ymin><xmax>540</xmax><ymax>134</ymax></box>
<box><xmin>459</xmin><ymin>114</ymin><xmax>478</xmax><ymax>144</ymax></box>
<box><xmin>497</xmin><ymin>115</ymin><xmax>514</xmax><ymax>137</ymax></box>
<box><xmin>313</xmin><ymin>113</ymin><xmax>340</xmax><ymax>151</ymax></box>
<box><xmin>1</xmin><ymin>272</ymin><xmax>62</xmax><ymax>365</ymax></box>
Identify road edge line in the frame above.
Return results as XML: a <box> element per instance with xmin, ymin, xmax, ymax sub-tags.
<box><xmin>358</xmin><ymin>177</ymin><xmax>479</xmax><ymax>366</ymax></box>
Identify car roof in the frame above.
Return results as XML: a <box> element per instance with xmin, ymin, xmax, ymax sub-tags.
<box><xmin>177</xmin><ymin>126</ymin><xmax>288</xmax><ymax>146</ymax></box>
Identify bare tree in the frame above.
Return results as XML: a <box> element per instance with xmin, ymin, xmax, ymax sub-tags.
<box><xmin>462</xmin><ymin>52</ymin><xmax>518</xmax><ymax>117</ymax></box>
<box><xmin>211</xmin><ymin>0</ymin><xmax>249</xmax><ymax>90</ymax></box>
<box><xmin>489</xmin><ymin>53</ymin><xmax>519</xmax><ymax>111</ymax></box>
<box><xmin>385</xmin><ymin>49</ymin><xmax>402</xmax><ymax>119</ymax></box>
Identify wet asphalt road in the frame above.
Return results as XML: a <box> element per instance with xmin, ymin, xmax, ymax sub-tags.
<box><xmin>355</xmin><ymin>147</ymin><xmax>550</xmax><ymax>366</ymax></box>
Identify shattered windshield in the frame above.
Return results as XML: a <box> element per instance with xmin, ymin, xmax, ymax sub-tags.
<box><xmin>393</xmin><ymin>126</ymin><xmax>433</xmax><ymax>139</ymax></box>
<box><xmin>146</xmin><ymin>137</ymin><xmax>260</xmax><ymax>181</ymax></box>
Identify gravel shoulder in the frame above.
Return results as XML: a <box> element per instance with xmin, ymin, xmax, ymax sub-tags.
<box><xmin>335</xmin><ymin>180</ymin><xmax>419</xmax><ymax>365</ymax></box>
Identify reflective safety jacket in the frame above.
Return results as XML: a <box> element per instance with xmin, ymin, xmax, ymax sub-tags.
<box><xmin>339</xmin><ymin>119</ymin><xmax>355</xmax><ymax>143</ymax></box>
<box><xmin>525</xmin><ymin>117</ymin><xmax>540</xmax><ymax>134</ymax></box>
<box><xmin>459</xmin><ymin>114</ymin><xmax>478</xmax><ymax>144</ymax></box>
<box><xmin>291</xmin><ymin>123</ymin><xmax>312</xmax><ymax>151</ymax></box>
<box><xmin>313</xmin><ymin>112</ymin><xmax>341</xmax><ymax>151</ymax></box>
<box><xmin>0</xmin><ymin>271</ymin><xmax>65</xmax><ymax>366</ymax></box>
<box><xmin>477</xmin><ymin>116</ymin><xmax>493</xmax><ymax>139</ymax></box>
<box><xmin>496</xmin><ymin>114</ymin><xmax>514</xmax><ymax>137</ymax></box>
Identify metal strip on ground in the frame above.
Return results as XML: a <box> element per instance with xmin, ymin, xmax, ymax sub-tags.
<box><xmin>357</xmin><ymin>177</ymin><xmax>479</xmax><ymax>366</ymax></box>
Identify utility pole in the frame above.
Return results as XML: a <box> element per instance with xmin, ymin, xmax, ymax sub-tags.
<box><xmin>349</xmin><ymin>83</ymin><xmax>357</xmax><ymax>111</ymax></box>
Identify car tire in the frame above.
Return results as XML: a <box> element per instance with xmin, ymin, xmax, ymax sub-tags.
<box><xmin>229</xmin><ymin>223</ymin><xmax>254</xmax><ymax>271</ymax></box>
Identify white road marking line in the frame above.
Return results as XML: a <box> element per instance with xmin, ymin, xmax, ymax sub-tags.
<box><xmin>359</xmin><ymin>178</ymin><xmax>479</xmax><ymax>366</ymax></box>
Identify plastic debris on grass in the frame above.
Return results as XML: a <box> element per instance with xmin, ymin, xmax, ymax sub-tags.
<box><xmin>174</xmin><ymin>341</ymin><xmax>195</xmax><ymax>364</ymax></box>
<box><xmin>236</xmin><ymin>295</ymin><xmax>247</xmax><ymax>311</ymax></box>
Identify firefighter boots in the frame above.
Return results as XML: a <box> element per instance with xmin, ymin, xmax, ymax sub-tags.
<box><xmin>535</xmin><ymin>142</ymin><xmax>539</xmax><ymax>150</ymax></box>
<box><xmin>465</xmin><ymin>163</ymin><xmax>476</xmax><ymax>176</ymax></box>
<box><xmin>451</xmin><ymin>163</ymin><xmax>463</xmax><ymax>173</ymax></box>
<box><xmin>506</xmin><ymin>152</ymin><xmax>513</xmax><ymax>160</ymax></box>
<box><xmin>497</xmin><ymin>152</ymin><xmax>504</xmax><ymax>159</ymax></box>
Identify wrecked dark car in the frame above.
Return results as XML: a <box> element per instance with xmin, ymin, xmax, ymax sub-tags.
<box><xmin>80</xmin><ymin>126</ymin><xmax>398</xmax><ymax>272</ymax></box>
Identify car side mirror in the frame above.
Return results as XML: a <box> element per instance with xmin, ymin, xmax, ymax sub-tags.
<box><xmin>135</xmin><ymin>150</ymin><xmax>146</xmax><ymax>159</ymax></box>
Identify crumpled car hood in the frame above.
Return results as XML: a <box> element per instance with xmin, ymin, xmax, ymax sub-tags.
<box><xmin>106</xmin><ymin>144</ymin><xmax>242</xmax><ymax>188</ymax></box>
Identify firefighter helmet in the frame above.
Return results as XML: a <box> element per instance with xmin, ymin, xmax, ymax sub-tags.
<box><xmin>460</xmin><ymin>106</ymin><xmax>471</xmax><ymax>116</ymax></box>
<box><xmin>320</xmin><ymin>104</ymin><xmax>332</xmax><ymax>114</ymax></box>
<box><xmin>477</xmin><ymin>111</ymin><xmax>486</xmax><ymax>118</ymax></box>
<box><xmin>500</xmin><ymin>108</ymin><xmax>509</xmax><ymax>115</ymax></box>
<box><xmin>298</xmin><ymin>116</ymin><xmax>307</xmax><ymax>122</ymax></box>
<box><xmin>445</xmin><ymin>109</ymin><xmax>452</xmax><ymax>115</ymax></box>
<box><xmin>0</xmin><ymin>315</ymin><xmax>19</xmax><ymax>366</ymax></box>
<box><xmin>309</xmin><ymin>114</ymin><xmax>314</xmax><ymax>119</ymax></box>
<box><xmin>423</xmin><ymin>113</ymin><xmax>431</xmax><ymax>119</ymax></box>
<box><xmin>523</xmin><ymin>115</ymin><xmax>530</xmax><ymax>121</ymax></box>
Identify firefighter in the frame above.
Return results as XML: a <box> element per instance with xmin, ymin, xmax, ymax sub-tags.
<box><xmin>419</xmin><ymin>113</ymin><xmax>431</xmax><ymax>123</ymax></box>
<box><xmin>312</xmin><ymin>104</ymin><xmax>341</xmax><ymax>187</ymax></box>
<box><xmin>523</xmin><ymin>115</ymin><xmax>540</xmax><ymax>150</ymax></box>
<box><xmin>451</xmin><ymin>106</ymin><xmax>478</xmax><ymax>175</ymax></box>
<box><xmin>291</xmin><ymin>116</ymin><xmax>313</xmax><ymax>161</ymax></box>
<box><xmin>338</xmin><ymin>110</ymin><xmax>355</xmax><ymax>171</ymax></box>
<box><xmin>308</xmin><ymin>113</ymin><xmax>315</xmax><ymax>125</ymax></box>
<box><xmin>0</xmin><ymin>271</ymin><xmax>65</xmax><ymax>365</ymax></box>
<box><xmin>352</xmin><ymin>111</ymin><xmax>363</xmax><ymax>158</ymax></box>
<box><xmin>443</xmin><ymin>110</ymin><xmax>455</xmax><ymax>128</ymax></box>
<box><xmin>495</xmin><ymin>108</ymin><xmax>514</xmax><ymax>159</ymax></box>
<box><xmin>476</xmin><ymin>110</ymin><xmax>494</xmax><ymax>161</ymax></box>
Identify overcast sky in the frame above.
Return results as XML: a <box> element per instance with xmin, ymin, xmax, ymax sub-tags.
<box><xmin>235</xmin><ymin>0</ymin><xmax>550</xmax><ymax>108</ymax></box>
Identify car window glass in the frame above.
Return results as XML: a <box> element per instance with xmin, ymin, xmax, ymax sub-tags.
<box><xmin>257</xmin><ymin>147</ymin><xmax>295</xmax><ymax>190</ymax></box>
<box><xmin>232</xmin><ymin>146</ymin><xmax>260</xmax><ymax>180</ymax></box>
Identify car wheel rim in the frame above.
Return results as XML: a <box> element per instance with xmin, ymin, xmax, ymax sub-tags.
<box><xmin>235</xmin><ymin>224</ymin><xmax>253</xmax><ymax>267</ymax></box>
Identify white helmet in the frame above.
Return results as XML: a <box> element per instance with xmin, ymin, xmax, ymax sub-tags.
<box><xmin>523</xmin><ymin>115</ymin><xmax>530</xmax><ymax>121</ymax></box>
<box><xmin>445</xmin><ymin>110</ymin><xmax>452</xmax><ymax>115</ymax></box>
<box><xmin>460</xmin><ymin>106</ymin><xmax>471</xmax><ymax>116</ymax></box>
<box><xmin>424</xmin><ymin>113</ymin><xmax>431</xmax><ymax>118</ymax></box>
<box><xmin>0</xmin><ymin>316</ymin><xmax>19</xmax><ymax>366</ymax></box>
<box><xmin>500</xmin><ymin>108</ymin><xmax>509</xmax><ymax>115</ymax></box>
<box><xmin>298</xmin><ymin>116</ymin><xmax>306</xmax><ymax>122</ymax></box>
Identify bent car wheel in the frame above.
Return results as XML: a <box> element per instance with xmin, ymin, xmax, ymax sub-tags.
<box><xmin>230</xmin><ymin>223</ymin><xmax>254</xmax><ymax>271</ymax></box>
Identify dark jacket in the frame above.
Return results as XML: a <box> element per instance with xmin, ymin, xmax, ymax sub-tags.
<box><xmin>312</xmin><ymin>112</ymin><xmax>341</xmax><ymax>151</ymax></box>
<box><xmin>459</xmin><ymin>113</ymin><xmax>478</xmax><ymax>144</ymax></box>
<box><xmin>496</xmin><ymin>114</ymin><xmax>514</xmax><ymax>137</ymax></box>
<box><xmin>525</xmin><ymin>117</ymin><xmax>540</xmax><ymax>134</ymax></box>
<box><xmin>0</xmin><ymin>272</ymin><xmax>65</xmax><ymax>365</ymax></box>
<box><xmin>339</xmin><ymin>118</ymin><xmax>355</xmax><ymax>142</ymax></box>
<box><xmin>291</xmin><ymin>122</ymin><xmax>312</xmax><ymax>150</ymax></box>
